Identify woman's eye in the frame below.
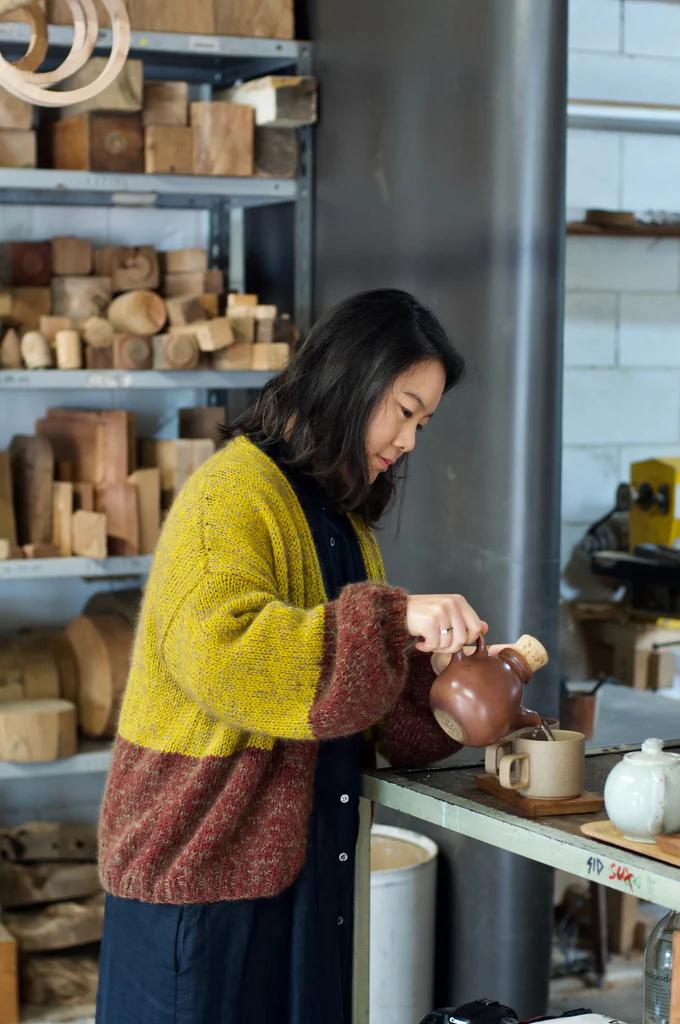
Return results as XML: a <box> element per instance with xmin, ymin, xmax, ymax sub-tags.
<box><xmin>401</xmin><ymin>407</ymin><xmax>413</xmax><ymax>419</ymax></box>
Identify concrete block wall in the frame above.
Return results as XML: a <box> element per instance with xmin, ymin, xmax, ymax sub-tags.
<box><xmin>562</xmin><ymin>0</ymin><xmax>680</xmax><ymax>578</ymax></box>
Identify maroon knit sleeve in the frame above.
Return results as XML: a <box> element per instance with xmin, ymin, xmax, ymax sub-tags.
<box><xmin>380</xmin><ymin>651</ymin><xmax>462</xmax><ymax>769</ymax></box>
<box><xmin>308</xmin><ymin>582</ymin><xmax>411</xmax><ymax>739</ymax></box>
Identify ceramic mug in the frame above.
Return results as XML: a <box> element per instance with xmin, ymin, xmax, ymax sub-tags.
<box><xmin>488</xmin><ymin>728</ymin><xmax>585</xmax><ymax>800</ymax></box>
<box><xmin>484</xmin><ymin>718</ymin><xmax>559</xmax><ymax>776</ymax></box>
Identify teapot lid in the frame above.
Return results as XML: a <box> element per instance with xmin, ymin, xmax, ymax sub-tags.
<box><xmin>624</xmin><ymin>738</ymin><xmax>680</xmax><ymax>767</ymax></box>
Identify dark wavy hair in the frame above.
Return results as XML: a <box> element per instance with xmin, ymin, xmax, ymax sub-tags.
<box><xmin>222</xmin><ymin>288</ymin><xmax>465</xmax><ymax>525</ymax></box>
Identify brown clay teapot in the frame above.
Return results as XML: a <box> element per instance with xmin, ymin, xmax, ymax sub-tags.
<box><xmin>429</xmin><ymin>634</ymin><xmax>549</xmax><ymax>747</ymax></box>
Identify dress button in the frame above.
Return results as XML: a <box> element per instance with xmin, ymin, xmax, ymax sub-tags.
<box><xmin>339</xmin><ymin>852</ymin><xmax>348</xmax><ymax>863</ymax></box>
<box><xmin>330</xmin><ymin>537</ymin><xmax>336</xmax><ymax>547</ymax></box>
<box><xmin>340</xmin><ymin>794</ymin><xmax>349</xmax><ymax>804</ymax></box>
<box><xmin>337</xmin><ymin>916</ymin><xmax>344</xmax><ymax>926</ymax></box>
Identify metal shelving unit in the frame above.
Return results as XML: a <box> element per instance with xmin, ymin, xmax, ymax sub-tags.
<box><xmin>0</xmin><ymin>369</ymin><xmax>274</xmax><ymax>389</ymax></box>
<box><xmin>0</xmin><ymin>28</ymin><xmax>314</xmax><ymax>798</ymax></box>
<box><xmin>0</xmin><ymin>555</ymin><xmax>152</xmax><ymax>580</ymax></box>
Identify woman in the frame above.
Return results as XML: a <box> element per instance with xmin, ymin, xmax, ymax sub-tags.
<box><xmin>96</xmin><ymin>288</ymin><xmax>492</xmax><ymax>1023</ymax></box>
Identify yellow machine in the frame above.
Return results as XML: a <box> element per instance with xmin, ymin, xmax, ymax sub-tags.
<box><xmin>620</xmin><ymin>458</ymin><xmax>680</xmax><ymax>551</ymax></box>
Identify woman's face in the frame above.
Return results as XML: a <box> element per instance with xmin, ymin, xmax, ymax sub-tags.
<box><xmin>365</xmin><ymin>360</ymin><xmax>446</xmax><ymax>482</ymax></box>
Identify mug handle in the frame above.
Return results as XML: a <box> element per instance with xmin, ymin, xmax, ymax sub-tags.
<box><xmin>499</xmin><ymin>753</ymin><xmax>530</xmax><ymax>791</ymax></box>
<box><xmin>485</xmin><ymin>738</ymin><xmax>514</xmax><ymax>776</ymax></box>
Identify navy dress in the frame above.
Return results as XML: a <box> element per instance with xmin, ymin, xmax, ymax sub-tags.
<box><xmin>96</xmin><ymin>441</ymin><xmax>368</xmax><ymax>1024</ymax></box>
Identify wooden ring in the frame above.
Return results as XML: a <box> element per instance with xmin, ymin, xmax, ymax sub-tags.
<box><xmin>12</xmin><ymin>0</ymin><xmax>99</xmax><ymax>85</ymax></box>
<box><xmin>0</xmin><ymin>0</ymin><xmax>48</xmax><ymax>72</ymax></box>
<box><xmin>0</xmin><ymin>0</ymin><xmax>129</xmax><ymax>107</ymax></box>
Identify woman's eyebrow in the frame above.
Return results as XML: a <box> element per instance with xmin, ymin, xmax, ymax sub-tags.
<box><xmin>402</xmin><ymin>390</ymin><xmax>425</xmax><ymax>409</ymax></box>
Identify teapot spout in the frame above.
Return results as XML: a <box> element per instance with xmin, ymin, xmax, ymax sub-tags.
<box><xmin>514</xmin><ymin>706</ymin><xmax>541</xmax><ymax>731</ymax></box>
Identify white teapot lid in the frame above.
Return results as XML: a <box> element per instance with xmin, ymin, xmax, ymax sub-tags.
<box><xmin>624</xmin><ymin>738</ymin><xmax>680</xmax><ymax>766</ymax></box>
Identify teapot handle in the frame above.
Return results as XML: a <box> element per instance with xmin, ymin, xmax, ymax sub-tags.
<box><xmin>649</xmin><ymin>769</ymin><xmax>666</xmax><ymax>836</ymax></box>
<box><xmin>451</xmin><ymin>635</ymin><xmax>488</xmax><ymax>664</ymax></box>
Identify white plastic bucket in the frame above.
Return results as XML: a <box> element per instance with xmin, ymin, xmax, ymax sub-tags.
<box><xmin>369</xmin><ymin>824</ymin><xmax>438</xmax><ymax>1024</ymax></box>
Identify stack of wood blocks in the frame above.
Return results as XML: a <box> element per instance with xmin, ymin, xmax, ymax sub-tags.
<box><xmin>0</xmin><ymin>589</ymin><xmax>143</xmax><ymax>760</ymax></box>
<box><xmin>0</xmin><ymin>404</ymin><xmax>220</xmax><ymax>562</ymax></box>
<box><xmin>0</xmin><ymin>821</ymin><xmax>102</xmax><ymax>1012</ymax></box>
<box><xmin>0</xmin><ymin>239</ymin><xmax>299</xmax><ymax>374</ymax></box>
<box><xmin>0</xmin><ymin>61</ymin><xmax>316</xmax><ymax>178</ymax></box>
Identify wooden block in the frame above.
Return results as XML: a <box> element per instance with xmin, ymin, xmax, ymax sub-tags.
<box><xmin>256</xmin><ymin>317</ymin><xmax>275</xmax><ymax>342</ymax></box>
<box><xmin>272</xmin><ymin>314</ymin><xmax>299</xmax><ymax>346</ymax></box>
<box><xmin>140</xmin><ymin>438</ymin><xmax>194</xmax><ymax>505</ymax></box>
<box><xmin>0</xmin><ymin>89</ymin><xmax>32</xmax><ymax>130</ymax></box>
<box><xmin>0</xmin><ymin>699</ymin><xmax>77</xmax><ymax>764</ymax></box>
<box><xmin>9</xmin><ymin>434</ymin><xmax>54</xmax><ymax>546</ymax></box>
<box><xmin>56</xmin><ymin>56</ymin><xmax>143</xmax><ymax>117</ymax></box>
<box><xmin>0</xmin><ymin>821</ymin><xmax>97</xmax><ymax>863</ymax></box>
<box><xmin>95</xmin><ymin>245</ymin><xmax>160</xmax><ymax>292</ymax></box>
<box><xmin>165</xmin><ymin>294</ymin><xmax>206</xmax><ymax>326</ymax></box>
<box><xmin>0</xmin><ymin>128</ymin><xmax>36</xmax><ymax>168</ymax></box>
<box><xmin>228</xmin><ymin>292</ymin><xmax>258</xmax><ymax>308</ymax></box>
<box><xmin>9</xmin><ymin>242</ymin><xmax>51</xmax><ymax>286</ymax></box>
<box><xmin>95</xmin><ymin>481</ymin><xmax>139</xmax><ymax>555</ymax></box>
<box><xmin>648</xmin><ymin>651</ymin><xmax>675</xmax><ymax>689</ymax></box>
<box><xmin>251</xmin><ymin>341</ymin><xmax>289</xmax><ymax>370</ymax></box>
<box><xmin>606</xmin><ymin>891</ymin><xmax>640</xmax><ymax>955</ymax></box>
<box><xmin>21</xmin><ymin>331</ymin><xmax>52</xmax><ymax>369</ymax></box>
<box><xmin>50</xmin><ymin>113</ymin><xmax>143</xmax><ymax>173</ymax></box>
<box><xmin>191</xmin><ymin>102</ymin><xmax>254</xmax><ymax>177</ymax></box>
<box><xmin>255</xmin><ymin>126</ymin><xmax>298</xmax><ymax>178</ymax></box>
<box><xmin>65</xmin><ymin>613</ymin><xmax>132</xmax><ymax>737</ymax></box>
<box><xmin>39</xmin><ymin>315</ymin><xmax>73</xmax><ymax>344</ymax></box>
<box><xmin>211</xmin><ymin>341</ymin><xmax>253</xmax><ymax>370</ymax></box>
<box><xmin>179</xmin><ymin>407</ymin><xmax>224</xmax><ymax>447</ymax></box>
<box><xmin>143</xmin><ymin>80</ymin><xmax>188</xmax><ymax>126</ymax></box>
<box><xmin>36</xmin><ymin>410</ymin><xmax>98</xmax><ymax>484</ymax></box>
<box><xmin>57</xmin><ymin>460</ymin><xmax>72</xmax><ymax>482</ymax></box>
<box><xmin>113</xmin><ymin>334</ymin><xmax>152</xmax><ymax>370</ymax></box>
<box><xmin>51</xmin><ymin>237</ymin><xmax>93</xmax><ymax>276</ymax></box>
<box><xmin>254</xmin><ymin>303</ymin><xmax>277</xmax><ymax>319</ymax></box>
<box><xmin>474</xmin><ymin>774</ymin><xmax>604</xmax><ymax>817</ymax></box>
<box><xmin>0</xmin><ymin>451</ymin><xmax>17</xmax><ymax>546</ymax></box>
<box><xmin>144</xmin><ymin>124</ymin><xmax>194</xmax><ymax>174</ymax></box>
<box><xmin>85</xmin><ymin>343</ymin><xmax>114</xmax><ymax>369</ymax></box>
<box><xmin>96</xmin><ymin>409</ymin><xmax>136</xmax><ymax>483</ymax></box>
<box><xmin>160</xmin><ymin>248</ymin><xmax>208</xmax><ymax>274</ymax></box>
<box><xmin>51</xmin><ymin>276</ymin><xmax>111</xmax><ymax>321</ymax></box>
<box><xmin>55</xmin><ymin>329</ymin><xmax>82</xmax><ymax>370</ymax></box>
<box><xmin>71</xmin><ymin>510</ymin><xmax>106</xmax><ymax>558</ymax></box>
<box><xmin>129</xmin><ymin>0</ymin><xmax>214</xmax><ymax>33</ymax></box>
<box><xmin>21</xmin><ymin>949</ymin><xmax>99</xmax><ymax>1008</ymax></box>
<box><xmin>173</xmin><ymin>317</ymin><xmax>233</xmax><ymax>352</ymax></box>
<box><xmin>52</xmin><ymin>481</ymin><xmax>73</xmax><ymax>556</ymax></box>
<box><xmin>229</xmin><ymin>314</ymin><xmax>255</xmax><ymax>344</ymax></box>
<box><xmin>163</xmin><ymin>272</ymin><xmax>206</xmax><ymax>297</ymax></box>
<box><xmin>203</xmin><ymin>268</ymin><xmax>224</xmax><ymax>293</ymax></box>
<box><xmin>128</xmin><ymin>468</ymin><xmax>160</xmax><ymax>554</ymax></box>
<box><xmin>152</xmin><ymin>333</ymin><xmax>199</xmax><ymax>370</ymax></box>
<box><xmin>108</xmin><ymin>289</ymin><xmax>166</xmax><ymax>335</ymax></box>
<box><xmin>82</xmin><ymin>315</ymin><xmax>114</xmax><ymax>348</ymax></box>
<box><xmin>191</xmin><ymin>438</ymin><xmax>215</xmax><ymax>470</ymax></box>
<box><xmin>0</xmin><ymin>924</ymin><xmax>18</xmax><ymax>1024</ymax></box>
<box><xmin>219</xmin><ymin>76</ymin><xmax>316</xmax><ymax>127</ymax></box>
<box><xmin>22</xmin><ymin>543</ymin><xmax>59</xmax><ymax>558</ymax></box>
<box><xmin>0</xmin><ymin>328</ymin><xmax>21</xmax><ymax>369</ymax></box>
<box><xmin>198</xmin><ymin>293</ymin><xmax>219</xmax><ymax>317</ymax></box>
<box><xmin>0</xmin><ymin>671</ymin><xmax>23</xmax><ymax>701</ymax></box>
<box><xmin>73</xmin><ymin>481</ymin><xmax>94</xmax><ymax>512</ymax></box>
<box><xmin>0</xmin><ymin>540</ymin><xmax>22</xmax><ymax>560</ymax></box>
<box><xmin>3</xmin><ymin>892</ymin><xmax>104</xmax><ymax>951</ymax></box>
<box><xmin>0</xmin><ymin>860</ymin><xmax>99</xmax><ymax>909</ymax></box>
<box><xmin>9</xmin><ymin>287</ymin><xmax>51</xmax><ymax>330</ymax></box>
<box><xmin>214</xmin><ymin>0</ymin><xmax>293</xmax><ymax>39</ymax></box>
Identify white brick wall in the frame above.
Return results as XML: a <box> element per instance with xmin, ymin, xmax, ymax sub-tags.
<box><xmin>562</xmin><ymin>1</ymin><xmax>680</xmax><ymax>575</ymax></box>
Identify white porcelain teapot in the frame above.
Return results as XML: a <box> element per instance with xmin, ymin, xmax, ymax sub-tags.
<box><xmin>604</xmin><ymin>738</ymin><xmax>680</xmax><ymax>844</ymax></box>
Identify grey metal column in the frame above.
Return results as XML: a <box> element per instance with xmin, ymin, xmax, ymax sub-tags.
<box><xmin>310</xmin><ymin>0</ymin><xmax>567</xmax><ymax>1015</ymax></box>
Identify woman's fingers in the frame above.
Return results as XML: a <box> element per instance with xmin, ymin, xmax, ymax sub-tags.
<box><xmin>406</xmin><ymin>594</ymin><xmax>487</xmax><ymax>654</ymax></box>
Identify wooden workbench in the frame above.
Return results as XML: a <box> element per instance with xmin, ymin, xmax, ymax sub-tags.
<box><xmin>353</xmin><ymin>740</ymin><xmax>680</xmax><ymax>1022</ymax></box>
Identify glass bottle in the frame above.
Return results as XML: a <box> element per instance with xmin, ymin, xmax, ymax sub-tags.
<box><xmin>644</xmin><ymin>909</ymin><xmax>680</xmax><ymax>1024</ymax></box>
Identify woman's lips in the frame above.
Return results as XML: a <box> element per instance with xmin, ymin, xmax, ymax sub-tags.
<box><xmin>377</xmin><ymin>456</ymin><xmax>393</xmax><ymax>470</ymax></box>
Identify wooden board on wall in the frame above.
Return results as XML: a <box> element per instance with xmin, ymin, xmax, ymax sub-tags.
<box><xmin>129</xmin><ymin>0</ymin><xmax>214</xmax><ymax>33</ymax></box>
<box><xmin>214</xmin><ymin>0</ymin><xmax>293</xmax><ymax>39</ymax></box>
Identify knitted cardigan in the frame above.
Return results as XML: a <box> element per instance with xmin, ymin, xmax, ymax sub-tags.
<box><xmin>98</xmin><ymin>435</ymin><xmax>459</xmax><ymax>904</ymax></box>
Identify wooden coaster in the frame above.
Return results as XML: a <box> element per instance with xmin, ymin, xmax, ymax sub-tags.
<box><xmin>580</xmin><ymin>819</ymin><xmax>680</xmax><ymax>868</ymax></box>
<box><xmin>474</xmin><ymin>773</ymin><xmax>604</xmax><ymax>817</ymax></box>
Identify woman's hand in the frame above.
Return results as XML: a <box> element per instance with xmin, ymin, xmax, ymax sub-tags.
<box><xmin>431</xmin><ymin>643</ymin><xmax>511</xmax><ymax>676</ymax></box>
<box><xmin>405</xmin><ymin>594</ymin><xmax>488</xmax><ymax>654</ymax></box>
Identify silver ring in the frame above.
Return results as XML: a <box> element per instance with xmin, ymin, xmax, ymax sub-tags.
<box><xmin>440</xmin><ymin>627</ymin><xmax>450</xmax><ymax>637</ymax></box>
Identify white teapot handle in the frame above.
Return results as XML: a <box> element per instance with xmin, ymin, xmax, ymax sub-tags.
<box><xmin>649</xmin><ymin>769</ymin><xmax>667</xmax><ymax>836</ymax></box>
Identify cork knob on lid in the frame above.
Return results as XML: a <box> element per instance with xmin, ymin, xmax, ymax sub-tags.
<box><xmin>507</xmin><ymin>635</ymin><xmax>549</xmax><ymax>674</ymax></box>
